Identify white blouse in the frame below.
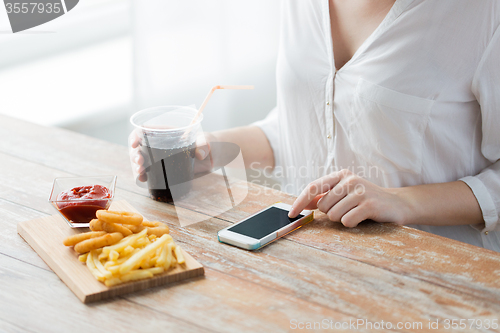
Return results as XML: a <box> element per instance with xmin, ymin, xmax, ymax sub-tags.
<box><xmin>254</xmin><ymin>0</ymin><xmax>500</xmax><ymax>251</ymax></box>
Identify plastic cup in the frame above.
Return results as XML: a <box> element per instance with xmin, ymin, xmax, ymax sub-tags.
<box><xmin>130</xmin><ymin>106</ymin><xmax>203</xmax><ymax>202</ymax></box>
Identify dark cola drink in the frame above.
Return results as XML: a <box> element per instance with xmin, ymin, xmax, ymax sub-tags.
<box><xmin>130</xmin><ymin>106</ymin><xmax>203</xmax><ymax>203</ymax></box>
<box><xmin>142</xmin><ymin>143</ymin><xmax>196</xmax><ymax>202</ymax></box>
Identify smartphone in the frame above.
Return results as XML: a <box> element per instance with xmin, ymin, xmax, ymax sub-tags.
<box><xmin>217</xmin><ymin>202</ymin><xmax>314</xmax><ymax>250</ymax></box>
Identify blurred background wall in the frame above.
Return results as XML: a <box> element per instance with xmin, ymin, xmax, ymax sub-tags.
<box><xmin>0</xmin><ymin>0</ymin><xmax>281</xmax><ymax>146</ymax></box>
<box><xmin>0</xmin><ymin>0</ymin><xmax>132</xmax><ymax>142</ymax></box>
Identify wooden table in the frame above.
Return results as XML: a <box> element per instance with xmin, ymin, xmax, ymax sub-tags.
<box><xmin>1</xmin><ymin>115</ymin><xmax>499</xmax><ymax>333</ymax></box>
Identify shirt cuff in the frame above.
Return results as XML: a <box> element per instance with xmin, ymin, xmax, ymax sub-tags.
<box><xmin>251</xmin><ymin>109</ymin><xmax>281</xmax><ymax>174</ymax></box>
<box><xmin>459</xmin><ymin>176</ymin><xmax>499</xmax><ymax>233</ymax></box>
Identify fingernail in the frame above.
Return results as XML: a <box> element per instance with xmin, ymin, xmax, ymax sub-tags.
<box><xmin>199</xmin><ymin>149</ymin><xmax>206</xmax><ymax>159</ymax></box>
<box><xmin>134</xmin><ymin>155</ymin><xmax>140</xmax><ymax>164</ymax></box>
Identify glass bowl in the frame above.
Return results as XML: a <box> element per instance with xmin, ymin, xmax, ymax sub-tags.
<box><xmin>48</xmin><ymin>175</ymin><xmax>117</xmax><ymax>228</ymax></box>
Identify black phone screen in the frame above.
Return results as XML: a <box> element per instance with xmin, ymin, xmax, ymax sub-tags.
<box><xmin>228</xmin><ymin>207</ymin><xmax>304</xmax><ymax>240</ymax></box>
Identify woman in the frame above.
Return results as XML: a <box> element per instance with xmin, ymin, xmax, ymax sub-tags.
<box><xmin>132</xmin><ymin>0</ymin><xmax>500</xmax><ymax>251</ymax></box>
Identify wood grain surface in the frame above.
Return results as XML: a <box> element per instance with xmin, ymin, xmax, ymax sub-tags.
<box><xmin>1</xmin><ymin>115</ymin><xmax>499</xmax><ymax>333</ymax></box>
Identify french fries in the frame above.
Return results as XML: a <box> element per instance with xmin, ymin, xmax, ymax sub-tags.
<box><xmin>174</xmin><ymin>245</ymin><xmax>185</xmax><ymax>265</ymax></box>
<box><xmin>85</xmin><ymin>231</ymin><xmax>183</xmax><ymax>286</ymax></box>
<box><xmin>119</xmin><ymin>234</ymin><xmax>170</xmax><ymax>275</ymax></box>
<box><xmin>86</xmin><ymin>250</ymin><xmax>105</xmax><ymax>282</ymax></box>
<box><xmin>101</xmin><ymin>229</ymin><xmax>147</xmax><ymax>257</ymax></box>
<box><xmin>62</xmin><ymin>210</ymin><xmax>186</xmax><ymax>287</ymax></box>
<box><xmin>78</xmin><ymin>253</ymin><xmax>88</xmax><ymax>262</ymax></box>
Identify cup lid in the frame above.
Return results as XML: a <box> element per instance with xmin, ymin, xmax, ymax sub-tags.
<box><xmin>130</xmin><ymin>105</ymin><xmax>203</xmax><ymax>133</ymax></box>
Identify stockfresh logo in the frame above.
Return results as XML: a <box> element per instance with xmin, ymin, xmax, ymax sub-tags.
<box><xmin>3</xmin><ymin>0</ymin><xmax>79</xmax><ymax>33</ymax></box>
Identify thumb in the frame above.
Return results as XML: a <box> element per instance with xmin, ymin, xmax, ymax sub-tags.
<box><xmin>195</xmin><ymin>135</ymin><xmax>210</xmax><ymax>160</ymax></box>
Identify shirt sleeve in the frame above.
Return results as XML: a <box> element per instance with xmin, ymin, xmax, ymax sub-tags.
<box><xmin>251</xmin><ymin>106</ymin><xmax>281</xmax><ymax>172</ymax></box>
<box><xmin>461</xmin><ymin>25</ymin><xmax>500</xmax><ymax>233</ymax></box>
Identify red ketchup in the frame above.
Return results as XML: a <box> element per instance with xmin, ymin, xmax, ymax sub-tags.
<box><xmin>56</xmin><ymin>185</ymin><xmax>111</xmax><ymax>223</ymax></box>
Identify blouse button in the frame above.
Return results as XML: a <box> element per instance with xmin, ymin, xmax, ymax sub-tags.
<box><xmin>327</xmin><ymin>134</ymin><xmax>332</xmax><ymax>139</ymax></box>
<box><xmin>485</xmin><ymin>231</ymin><xmax>489</xmax><ymax>235</ymax></box>
<box><xmin>326</xmin><ymin>102</ymin><xmax>330</xmax><ymax>105</ymax></box>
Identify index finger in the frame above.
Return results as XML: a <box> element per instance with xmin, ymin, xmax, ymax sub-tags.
<box><xmin>129</xmin><ymin>130</ymin><xmax>142</xmax><ymax>149</ymax></box>
<box><xmin>288</xmin><ymin>172</ymin><xmax>344</xmax><ymax>218</ymax></box>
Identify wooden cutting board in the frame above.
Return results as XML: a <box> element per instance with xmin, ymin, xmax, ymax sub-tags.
<box><xmin>17</xmin><ymin>200</ymin><xmax>205</xmax><ymax>303</ymax></box>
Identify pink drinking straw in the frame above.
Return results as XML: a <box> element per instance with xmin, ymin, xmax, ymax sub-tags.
<box><xmin>183</xmin><ymin>85</ymin><xmax>254</xmax><ymax>138</ymax></box>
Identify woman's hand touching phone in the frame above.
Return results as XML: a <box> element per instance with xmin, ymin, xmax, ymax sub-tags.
<box><xmin>288</xmin><ymin>169</ymin><xmax>411</xmax><ymax>227</ymax></box>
